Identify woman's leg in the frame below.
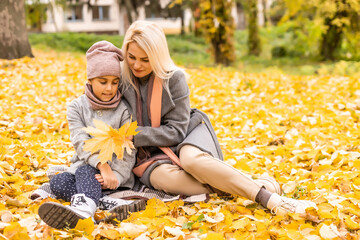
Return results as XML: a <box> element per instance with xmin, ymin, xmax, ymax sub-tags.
<box><xmin>179</xmin><ymin>145</ymin><xmax>317</xmax><ymax>214</ymax></box>
<box><xmin>149</xmin><ymin>163</ymin><xmax>211</xmax><ymax>196</ymax></box>
<box><xmin>75</xmin><ymin>165</ymin><xmax>102</xmax><ymax>205</ymax></box>
<box><xmin>50</xmin><ymin>172</ymin><xmax>77</xmax><ymax>202</ymax></box>
<box><xmin>179</xmin><ymin>144</ymin><xmax>263</xmax><ymax>202</ymax></box>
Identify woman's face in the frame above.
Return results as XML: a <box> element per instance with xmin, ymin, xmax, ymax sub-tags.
<box><xmin>127</xmin><ymin>42</ymin><xmax>152</xmax><ymax>78</ymax></box>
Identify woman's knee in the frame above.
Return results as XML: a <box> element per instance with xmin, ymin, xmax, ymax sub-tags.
<box><xmin>149</xmin><ymin>163</ymin><xmax>209</xmax><ymax>195</ymax></box>
<box><xmin>150</xmin><ymin>164</ymin><xmax>175</xmax><ymax>185</ymax></box>
<box><xmin>179</xmin><ymin>145</ymin><xmax>212</xmax><ymax>170</ymax></box>
<box><xmin>150</xmin><ymin>164</ymin><xmax>184</xmax><ymax>191</ymax></box>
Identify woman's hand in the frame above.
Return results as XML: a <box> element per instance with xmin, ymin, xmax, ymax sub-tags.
<box><xmin>96</xmin><ymin>163</ymin><xmax>119</xmax><ymax>190</ymax></box>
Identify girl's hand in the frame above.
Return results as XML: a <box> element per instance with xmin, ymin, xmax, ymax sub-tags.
<box><xmin>95</xmin><ymin>174</ymin><xmax>105</xmax><ymax>188</ymax></box>
<box><xmin>97</xmin><ymin>163</ymin><xmax>119</xmax><ymax>190</ymax></box>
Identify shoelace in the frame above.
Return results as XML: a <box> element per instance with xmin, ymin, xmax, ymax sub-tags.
<box><xmin>271</xmin><ymin>198</ymin><xmax>297</xmax><ymax>214</ymax></box>
<box><xmin>100</xmin><ymin>200</ymin><xmax>118</xmax><ymax>210</ymax></box>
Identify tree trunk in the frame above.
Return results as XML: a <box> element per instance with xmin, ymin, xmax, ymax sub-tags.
<box><xmin>122</xmin><ymin>0</ymin><xmax>141</xmax><ymax>24</ymax></box>
<box><xmin>320</xmin><ymin>18</ymin><xmax>343</xmax><ymax>60</ymax></box>
<box><xmin>192</xmin><ymin>1</ymin><xmax>201</xmax><ymax>37</ymax></box>
<box><xmin>248</xmin><ymin>0</ymin><xmax>261</xmax><ymax>56</ymax></box>
<box><xmin>236</xmin><ymin>2</ymin><xmax>246</xmax><ymax>30</ymax></box>
<box><xmin>262</xmin><ymin>0</ymin><xmax>271</xmax><ymax>27</ymax></box>
<box><xmin>209</xmin><ymin>0</ymin><xmax>235</xmax><ymax>66</ymax></box>
<box><xmin>211</xmin><ymin>22</ymin><xmax>222</xmax><ymax>64</ymax></box>
<box><xmin>180</xmin><ymin>9</ymin><xmax>185</xmax><ymax>35</ymax></box>
<box><xmin>49</xmin><ymin>0</ymin><xmax>59</xmax><ymax>32</ymax></box>
<box><xmin>320</xmin><ymin>0</ymin><xmax>348</xmax><ymax>60</ymax></box>
<box><xmin>0</xmin><ymin>0</ymin><xmax>33</xmax><ymax>59</ymax></box>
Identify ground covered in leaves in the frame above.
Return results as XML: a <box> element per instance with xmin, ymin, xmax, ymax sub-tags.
<box><xmin>1</xmin><ymin>49</ymin><xmax>360</xmax><ymax>239</ymax></box>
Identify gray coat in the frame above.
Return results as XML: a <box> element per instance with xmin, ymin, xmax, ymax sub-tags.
<box><xmin>66</xmin><ymin>95</ymin><xmax>136</xmax><ymax>189</ymax></box>
<box><xmin>122</xmin><ymin>70</ymin><xmax>190</xmax><ymax>149</ymax></box>
<box><xmin>121</xmin><ymin>70</ymin><xmax>223</xmax><ymax>162</ymax></box>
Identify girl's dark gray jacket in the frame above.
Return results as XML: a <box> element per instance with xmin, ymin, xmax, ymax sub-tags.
<box><xmin>66</xmin><ymin>95</ymin><xmax>136</xmax><ymax>189</ymax></box>
<box><xmin>121</xmin><ymin>70</ymin><xmax>223</xmax><ymax>187</ymax></box>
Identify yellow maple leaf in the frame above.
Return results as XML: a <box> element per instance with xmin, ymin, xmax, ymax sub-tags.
<box><xmin>83</xmin><ymin>119</ymin><xmax>139</xmax><ymax>164</ymax></box>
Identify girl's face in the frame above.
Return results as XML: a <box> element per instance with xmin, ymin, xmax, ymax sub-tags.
<box><xmin>89</xmin><ymin>76</ymin><xmax>119</xmax><ymax>102</ymax></box>
<box><xmin>127</xmin><ymin>42</ymin><xmax>152</xmax><ymax>78</ymax></box>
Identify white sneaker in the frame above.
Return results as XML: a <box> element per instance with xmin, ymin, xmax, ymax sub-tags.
<box><xmin>267</xmin><ymin>193</ymin><xmax>317</xmax><ymax>215</ymax></box>
<box><xmin>70</xmin><ymin>194</ymin><xmax>97</xmax><ymax>219</ymax></box>
<box><xmin>254</xmin><ymin>176</ymin><xmax>282</xmax><ymax>195</ymax></box>
<box><xmin>38</xmin><ymin>202</ymin><xmax>88</xmax><ymax>229</ymax></box>
<box><xmin>104</xmin><ymin>199</ymin><xmax>147</xmax><ymax>225</ymax></box>
<box><xmin>38</xmin><ymin>194</ymin><xmax>97</xmax><ymax>229</ymax></box>
<box><xmin>99</xmin><ymin>195</ymin><xmax>135</xmax><ymax>210</ymax></box>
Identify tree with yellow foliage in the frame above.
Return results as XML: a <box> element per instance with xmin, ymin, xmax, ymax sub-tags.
<box><xmin>199</xmin><ymin>0</ymin><xmax>236</xmax><ymax>65</ymax></box>
<box><xmin>281</xmin><ymin>0</ymin><xmax>360</xmax><ymax>60</ymax></box>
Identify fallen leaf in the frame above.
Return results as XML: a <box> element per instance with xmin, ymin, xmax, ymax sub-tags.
<box><xmin>319</xmin><ymin>224</ymin><xmax>341</xmax><ymax>239</ymax></box>
<box><xmin>3</xmin><ymin>222</ymin><xmax>30</xmax><ymax>240</ymax></box>
<box><xmin>0</xmin><ymin>211</ymin><xmax>12</xmax><ymax>223</ymax></box>
<box><xmin>117</xmin><ymin>222</ymin><xmax>147</xmax><ymax>238</ymax></box>
<box><xmin>74</xmin><ymin>218</ymin><xmax>95</xmax><ymax>235</ymax></box>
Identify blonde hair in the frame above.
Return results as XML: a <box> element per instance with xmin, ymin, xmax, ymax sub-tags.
<box><xmin>121</xmin><ymin>20</ymin><xmax>181</xmax><ymax>90</ymax></box>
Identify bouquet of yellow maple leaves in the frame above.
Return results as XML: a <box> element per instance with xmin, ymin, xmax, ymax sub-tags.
<box><xmin>82</xmin><ymin>119</ymin><xmax>139</xmax><ymax>164</ymax></box>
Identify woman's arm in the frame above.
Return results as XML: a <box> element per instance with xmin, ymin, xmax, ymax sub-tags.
<box><xmin>134</xmin><ymin>70</ymin><xmax>191</xmax><ymax>147</ymax></box>
<box><xmin>109</xmin><ymin>107</ymin><xmax>136</xmax><ymax>187</ymax></box>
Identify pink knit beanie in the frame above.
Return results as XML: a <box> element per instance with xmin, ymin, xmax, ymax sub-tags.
<box><xmin>86</xmin><ymin>40</ymin><xmax>123</xmax><ymax>79</ymax></box>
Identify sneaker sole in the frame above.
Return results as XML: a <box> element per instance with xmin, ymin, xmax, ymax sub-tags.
<box><xmin>105</xmin><ymin>199</ymin><xmax>147</xmax><ymax>224</ymax></box>
<box><xmin>38</xmin><ymin>202</ymin><xmax>85</xmax><ymax>229</ymax></box>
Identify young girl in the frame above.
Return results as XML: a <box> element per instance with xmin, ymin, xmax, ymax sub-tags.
<box><xmin>116</xmin><ymin>20</ymin><xmax>317</xmax><ymax>215</ymax></box>
<box><xmin>38</xmin><ymin>41</ymin><xmax>138</xmax><ymax>229</ymax></box>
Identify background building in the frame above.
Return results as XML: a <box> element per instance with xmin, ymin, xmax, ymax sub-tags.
<box><xmin>41</xmin><ymin>0</ymin><xmax>192</xmax><ymax>35</ymax></box>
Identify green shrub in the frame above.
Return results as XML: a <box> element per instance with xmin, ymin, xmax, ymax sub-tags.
<box><xmin>29</xmin><ymin>32</ymin><xmax>123</xmax><ymax>53</ymax></box>
<box><xmin>271</xmin><ymin>46</ymin><xmax>287</xmax><ymax>58</ymax></box>
<box><xmin>29</xmin><ymin>32</ymin><xmax>211</xmax><ymax>67</ymax></box>
<box><xmin>29</xmin><ymin>30</ymin><xmax>360</xmax><ymax>75</ymax></box>
<box><xmin>166</xmin><ymin>34</ymin><xmax>211</xmax><ymax>66</ymax></box>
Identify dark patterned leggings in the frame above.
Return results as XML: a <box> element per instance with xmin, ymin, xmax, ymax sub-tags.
<box><xmin>50</xmin><ymin>165</ymin><xmax>102</xmax><ymax>205</ymax></box>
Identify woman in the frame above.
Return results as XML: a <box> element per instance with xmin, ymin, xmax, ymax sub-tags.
<box><xmin>119</xmin><ymin>20</ymin><xmax>316</xmax><ymax>215</ymax></box>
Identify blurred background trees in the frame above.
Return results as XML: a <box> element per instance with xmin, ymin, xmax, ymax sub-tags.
<box><xmin>3</xmin><ymin>0</ymin><xmax>360</xmax><ymax>64</ymax></box>
<box><xmin>281</xmin><ymin>0</ymin><xmax>360</xmax><ymax>60</ymax></box>
<box><xmin>168</xmin><ymin>0</ymin><xmax>360</xmax><ymax>63</ymax></box>
<box><xmin>198</xmin><ymin>0</ymin><xmax>235</xmax><ymax>65</ymax></box>
<box><xmin>244</xmin><ymin>0</ymin><xmax>262</xmax><ymax>56</ymax></box>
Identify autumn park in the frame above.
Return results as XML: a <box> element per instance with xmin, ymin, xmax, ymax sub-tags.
<box><xmin>1</xmin><ymin>0</ymin><xmax>360</xmax><ymax>239</ymax></box>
